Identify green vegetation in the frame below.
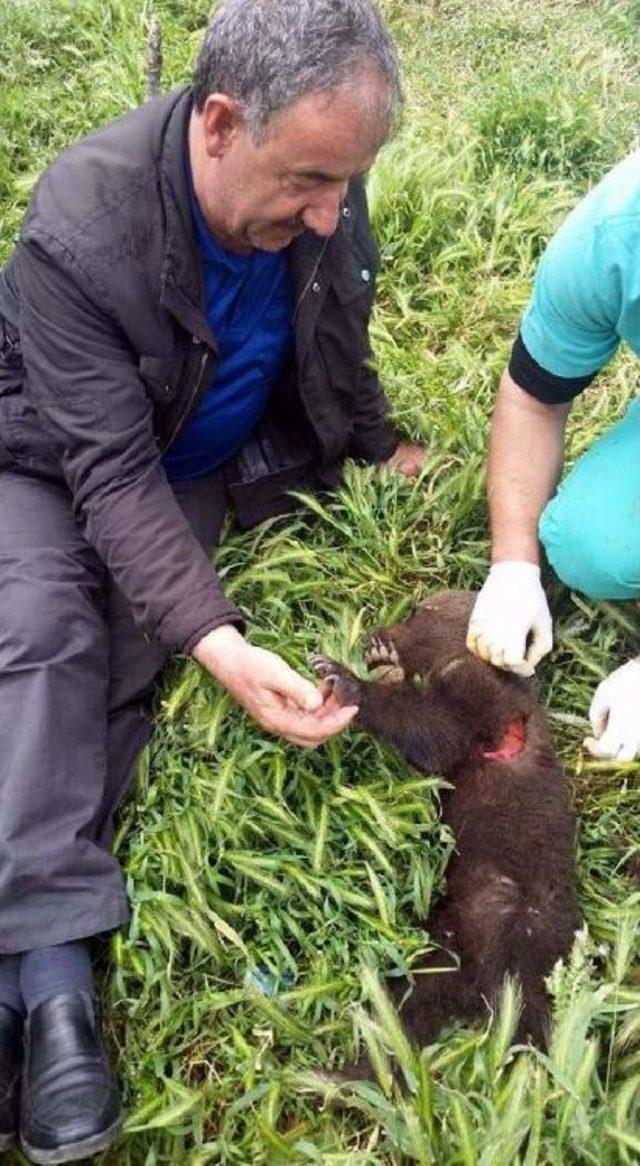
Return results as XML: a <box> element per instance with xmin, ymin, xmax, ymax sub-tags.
<box><xmin>1</xmin><ymin>0</ymin><xmax>639</xmax><ymax>1161</ymax></box>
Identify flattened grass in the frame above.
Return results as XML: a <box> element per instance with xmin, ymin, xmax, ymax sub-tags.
<box><xmin>2</xmin><ymin>0</ymin><xmax>639</xmax><ymax>1161</ymax></box>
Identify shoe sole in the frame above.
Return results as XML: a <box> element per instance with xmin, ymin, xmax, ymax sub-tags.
<box><xmin>20</xmin><ymin>1115</ymin><xmax>123</xmax><ymax>1164</ymax></box>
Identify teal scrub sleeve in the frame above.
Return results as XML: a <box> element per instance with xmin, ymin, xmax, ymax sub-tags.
<box><xmin>512</xmin><ymin>217</ymin><xmax>625</xmax><ymax>401</ymax></box>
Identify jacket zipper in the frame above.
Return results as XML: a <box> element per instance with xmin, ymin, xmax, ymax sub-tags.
<box><xmin>161</xmin><ymin>342</ymin><xmax>210</xmax><ymax>453</ymax></box>
<box><xmin>292</xmin><ymin>237</ymin><xmax>330</xmax><ymax>324</ymax></box>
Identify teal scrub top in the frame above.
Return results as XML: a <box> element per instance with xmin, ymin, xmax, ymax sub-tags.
<box><xmin>514</xmin><ymin>150</ymin><xmax>640</xmax><ymax>398</ymax></box>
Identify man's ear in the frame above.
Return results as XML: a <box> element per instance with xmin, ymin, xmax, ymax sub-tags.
<box><xmin>201</xmin><ymin>94</ymin><xmax>245</xmax><ymax>157</ymax></box>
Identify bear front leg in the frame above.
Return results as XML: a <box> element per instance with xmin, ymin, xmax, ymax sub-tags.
<box><xmin>311</xmin><ymin>656</ymin><xmax>466</xmax><ymax>775</ymax></box>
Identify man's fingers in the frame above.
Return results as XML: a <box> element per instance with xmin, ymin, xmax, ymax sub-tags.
<box><xmin>221</xmin><ymin>645</ymin><xmax>358</xmax><ymax>743</ymax></box>
<box><xmin>314</xmin><ymin>690</ymin><xmax>348</xmax><ymax>718</ymax></box>
<box><xmin>319</xmin><ymin>679</ymin><xmax>335</xmax><ymax>702</ymax></box>
<box><xmin>275</xmin><ymin>703</ymin><xmax>359</xmax><ymax>746</ymax></box>
<box><xmin>300</xmin><ymin>685</ymin><xmax>325</xmax><ymax>713</ymax></box>
<box><xmin>384</xmin><ymin>441</ymin><xmax>427</xmax><ymax>479</ymax></box>
<box><xmin>267</xmin><ymin>660</ymin><xmax>325</xmax><ymax>713</ymax></box>
<box><xmin>282</xmin><ymin>734</ymin><xmax>323</xmax><ymax>749</ymax></box>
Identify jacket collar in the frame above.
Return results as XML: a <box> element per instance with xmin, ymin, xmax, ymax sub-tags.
<box><xmin>157</xmin><ymin>87</ymin><xmax>215</xmax><ymax>344</ymax></box>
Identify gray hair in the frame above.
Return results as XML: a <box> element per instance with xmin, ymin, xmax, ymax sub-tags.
<box><xmin>193</xmin><ymin>0</ymin><xmax>402</xmax><ymax>141</ymax></box>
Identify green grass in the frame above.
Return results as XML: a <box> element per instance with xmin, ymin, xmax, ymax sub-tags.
<box><xmin>2</xmin><ymin>0</ymin><xmax>639</xmax><ymax>1162</ymax></box>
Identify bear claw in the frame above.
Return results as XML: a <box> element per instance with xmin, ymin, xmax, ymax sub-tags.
<box><xmin>310</xmin><ymin>654</ymin><xmax>361</xmax><ymax>707</ymax></box>
<box><xmin>364</xmin><ymin>634</ymin><xmax>405</xmax><ymax>683</ymax></box>
<box><xmin>310</xmin><ymin>654</ymin><xmax>339</xmax><ymax>681</ymax></box>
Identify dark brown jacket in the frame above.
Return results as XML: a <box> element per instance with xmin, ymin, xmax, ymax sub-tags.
<box><xmin>0</xmin><ymin>87</ymin><xmax>397</xmax><ymax>653</ymax></box>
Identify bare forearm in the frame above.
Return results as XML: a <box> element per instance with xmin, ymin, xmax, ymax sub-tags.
<box><xmin>488</xmin><ymin>370</ymin><xmax>570</xmax><ymax>564</ymax></box>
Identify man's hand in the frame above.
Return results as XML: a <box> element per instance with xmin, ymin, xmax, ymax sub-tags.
<box><xmin>383</xmin><ymin>441</ymin><xmax>427</xmax><ymax>479</ymax></box>
<box><xmin>584</xmin><ymin>658</ymin><xmax>640</xmax><ymax>761</ymax></box>
<box><xmin>192</xmin><ymin>624</ymin><xmax>358</xmax><ymax>747</ymax></box>
<box><xmin>466</xmin><ymin>561</ymin><xmax>553</xmax><ymax>676</ymax></box>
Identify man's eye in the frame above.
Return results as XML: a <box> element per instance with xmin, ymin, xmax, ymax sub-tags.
<box><xmin>293</xmin><ymin>176</ymin><xmax>320</xmax><ymax>190</ymax></box>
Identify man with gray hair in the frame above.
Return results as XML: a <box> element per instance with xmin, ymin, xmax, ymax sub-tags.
<box><xmin>0</xmin><ymin>1</ymin><xmax>423</xmax><ymax>1160</ymax></box>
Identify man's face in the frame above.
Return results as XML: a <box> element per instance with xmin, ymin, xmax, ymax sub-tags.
<box><xmin>192</xmin><ymin>79</ymin><xmax>386</xmax><ymax>252</ymax></box>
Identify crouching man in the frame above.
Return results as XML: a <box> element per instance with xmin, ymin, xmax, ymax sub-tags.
<box><xmin>468</xmin><ymin>151</ymin><xmax>640</xmax><ymax>763</ymax></box>
<box><xmin>0</xmin><ymin>1</ymin><xmax>424</xmax><ymax>1159</ymax></box>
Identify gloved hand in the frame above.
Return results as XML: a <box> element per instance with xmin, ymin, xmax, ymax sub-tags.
<box><xmin>466</xmin><ymin>561</ymin><xmax>553</xmax><ymax>677</ymax></box>
<box><xmin>583</xmin><ymin>658</ymin><xmax>640</xmax><ymax>761</ymax></box>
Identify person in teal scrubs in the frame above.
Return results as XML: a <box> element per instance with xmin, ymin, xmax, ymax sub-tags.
<box><xmin>467</xmin><ymin>150</ymin><xmax>640</xmax><ymax>762</ymax></box>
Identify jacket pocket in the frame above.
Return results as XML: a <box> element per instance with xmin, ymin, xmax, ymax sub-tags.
<box><xmin>0</xmin><ymin>394</ymin><xmax>61</xmax><ymax>477</ymax></box>
<box><xmin>225</xmin><ymin>415</ymin><xmax>316</xmax><ymax>529</ymax></box>
<box><xmin>138</xmin><ymin>352</ymin><xmax>185</xmax><ymax>404</ymax></box>
<box><xmin>0</xmin><ymin>317</ymin><xmax>23</xmax><ymax>398</ymax></box>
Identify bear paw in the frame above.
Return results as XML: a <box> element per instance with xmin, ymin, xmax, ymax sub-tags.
<box><xmin>364</xmin><ymin>633</ymin><xmax>405</xmax><ymax>683</ymax></box>
<box><xmin>310</xmin><ymin>655</ymin><xmax>361</xmax><ymax>706</ymax></box>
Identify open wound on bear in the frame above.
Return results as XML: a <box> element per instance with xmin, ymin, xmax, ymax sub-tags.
<box><xmin>312</xmin><ymin>590</ymin><xmax>578</xmax><ymax>1058</ymax></box>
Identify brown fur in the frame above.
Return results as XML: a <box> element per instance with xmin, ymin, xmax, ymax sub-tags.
<box><xmin>314</xmin><ymin>590</ymin><xmax>578</xmax><ymax>1048</ymax></box>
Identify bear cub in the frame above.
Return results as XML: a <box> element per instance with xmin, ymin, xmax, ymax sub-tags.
<box><xmin>313</xmin><ymin>590</ymin><xmax>578</xmax><ymax>1048</ymax></box>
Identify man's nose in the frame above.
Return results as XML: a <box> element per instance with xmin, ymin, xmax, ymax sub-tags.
<box><xmin>302</xmin><ymin>184</ymin><xmax>348</xmax><ymax>237</ymax></box>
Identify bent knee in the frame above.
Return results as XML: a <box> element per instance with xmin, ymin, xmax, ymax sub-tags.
<box><xmin>0</xmin><ymin>559</ymin><xmax>105</xmax><ymax>670</ymax></box>
<box><xmin>540</xmin><ymin>495</ymin><xmax>640</xmax><ymax>600</ymax></box>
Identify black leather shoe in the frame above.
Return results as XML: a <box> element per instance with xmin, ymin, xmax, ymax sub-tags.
<box><xmin>0</xmin><ymin>1003</ymin><xmax>22</xmax><ymax>1149</ymax></box>
<box><xmin>20</xmin><ymin>991</ymin><xmax>122</xmax><ymax>1164</ymax></box>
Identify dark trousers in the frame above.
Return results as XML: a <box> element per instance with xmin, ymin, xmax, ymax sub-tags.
<box><xmin>0</xmin><ymin>468</ymin><xmax>228</xmax><ymax>953</ymax></box>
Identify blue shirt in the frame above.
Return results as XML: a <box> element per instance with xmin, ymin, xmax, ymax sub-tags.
<box><xmin>162</xmin><ymin>185</ymin><xmax>294</xmax><ymax>482</ymax></box>
<box><xmin>520</xmin><ymin>150</ymin><xmax>640</xmax><ymax>384</ymax></box>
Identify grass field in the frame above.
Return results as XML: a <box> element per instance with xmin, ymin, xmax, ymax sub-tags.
<box><xmin>1</xmin><ymin>0</ymin><xmax>640</xmax><ymax>1162</ymax></box>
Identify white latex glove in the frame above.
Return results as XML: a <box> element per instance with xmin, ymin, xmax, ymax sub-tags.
<box><xmin>466</xmin><ymin>561</ymin><xmax>553</xmax><ymax>677</ymax></box>
<box><xmin>584</xmin><ymin>658</ymin><xmax>640</xmax><ymax>762</ymax></box>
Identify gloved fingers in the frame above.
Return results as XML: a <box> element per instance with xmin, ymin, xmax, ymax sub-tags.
<box><xmin>584</xmin><ymin>722</ymin><xmax>626</xmax><ymax>758</ymax></box>
<box><xmin>524</xmin><ymin>622</ymin><xmax>553</xmax><ymax>671</ymax></box>
<box><xmin>466</xmin><ymin>627</ymin><xmax>494</xmax><ymax>664</ymax></box>
<box><xmin>499</xmin><ymin>651</ymin><xmax>535</xmax><ymax>677</ymax></box>
<box><xmin>583</xmin><ymin>731</ymin><xmax>640</xmax><ymax>761</ymax></box>
<box><xmin>467</xmin><ymin>622</ymin><xmax>534</xmax><ymax>675</ymax></box>
<box><xmin>605</xmin><ymin>708</ymin><xmax>640</xmax><ymax>758</ymax></box>
<box><xmin>588</xmin><ymin>684</ymin><xmax>610</xmax><ymax>737</ymax></box>
<box><xmin>584</xmin><ymin>700</ymin><xmax>640</xmax><ymax>758</ymax></box>
<box><xmin>465</xmin><ymin>626</ymin><xmax>480</xmax><ymax>655</ymax></box>
<box><xmin>616</xmin><ymin>740</ymin><xmax>640</xmax><ymax>762</ymax></box>
<box><xmin>583</xmin><ymin>734</ymin><xmax>613</xmax><ymax>758</ymax></box>
<box><xmin>466</xmin><ymin>592</ymin><xmax>494</xmax><ymax>660</ymax></box>
<box><xmin>495</xmin><ymin>630</ymin><xmax>534</xmax><ymax>675</ymax></box>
